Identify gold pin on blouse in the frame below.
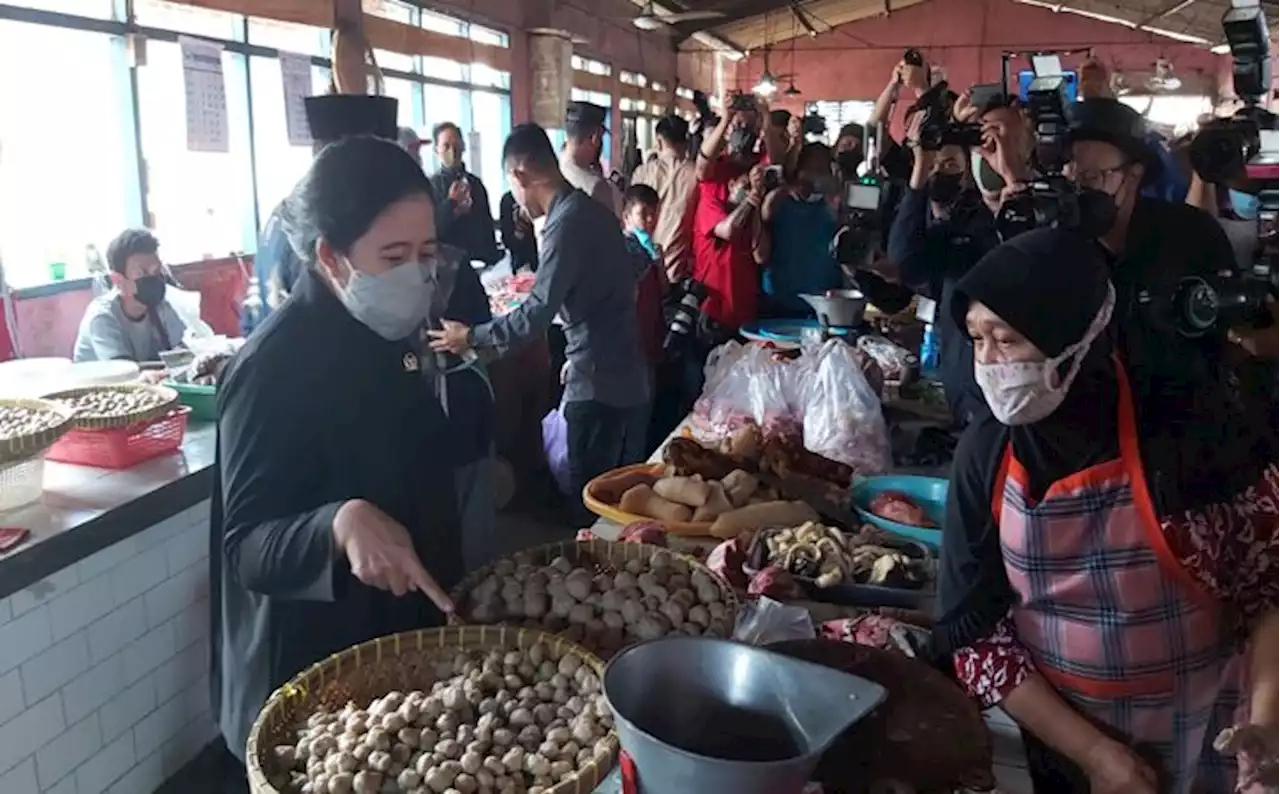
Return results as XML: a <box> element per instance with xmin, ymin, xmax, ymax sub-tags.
<box><xmin>403</xmin><ymin>352</ymin><xmax>419</xmax><ymax>372</ymax></box>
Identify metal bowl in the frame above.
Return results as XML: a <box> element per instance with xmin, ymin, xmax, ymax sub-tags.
<box><xmin>799</xmin><ymin>290</ymin><xmax>868</xmax><ymax>328</ymax></box>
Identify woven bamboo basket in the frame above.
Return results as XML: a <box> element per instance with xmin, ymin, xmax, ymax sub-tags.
<box><xmin>247</xmin><ymin>625</ymin><xmax>618</xmax><ymax>794</ymax></box>
<box><xmin>42</xmin><ymin>384</ymin><xmax>179</xmax><ymax>430</ymax></box>
<box><xmin>0</xmin><ymin>397</ymin><xmax>74</xmax><ymax>467</ymax></box>
<box><xmin>450</xmin><ymin>539</ymin><xmax>741</xmax><ymax>657</ymax></box>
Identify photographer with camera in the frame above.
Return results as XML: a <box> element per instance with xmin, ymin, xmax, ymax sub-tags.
<box><xmin>887</xmin><ymin>110</ymin><xmax>1000</xmax><ymax>426</ymax></box>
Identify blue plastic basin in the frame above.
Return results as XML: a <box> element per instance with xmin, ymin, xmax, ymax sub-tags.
<box><xmin>850</xmin><ymin>475</ymin><xmax>949</xmax><ymax>548</ymax></box>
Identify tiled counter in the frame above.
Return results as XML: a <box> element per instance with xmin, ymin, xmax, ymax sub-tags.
<box><xmin>0</xmin><ymin>426</ymin><xmax>217</xmax><ymax>794</ymax></box>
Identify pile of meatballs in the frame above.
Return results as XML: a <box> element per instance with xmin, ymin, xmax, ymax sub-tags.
<box><xmin>464</xmin><ymin>550</ymin><xmax>734</xmax><ymax>658</ymax></box>
<box><xmin>271</xmin><ymin>642</ymin><xmax>613</xmax><ymax>794</ymax></box>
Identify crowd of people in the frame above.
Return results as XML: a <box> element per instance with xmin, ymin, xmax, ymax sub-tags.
<box><xmin>56</xmin><ymin>50</ymin><xmax>1278</xmax><ymax>793</ymax></box>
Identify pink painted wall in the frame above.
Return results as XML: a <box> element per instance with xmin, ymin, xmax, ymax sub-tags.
<box><xmin>736</xmin><ymin>0</ymin><xmax>1224</xmax><ymax>112</ymax></box>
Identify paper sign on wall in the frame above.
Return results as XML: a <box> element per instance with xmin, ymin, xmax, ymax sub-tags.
<box><xmin>180</xmin><ymin>36</ymin><xmax>229</xmax><ymax>153</ymax></box>
<box><xmin>280</xmin><ymin>53</ymin><xmax>314</xmax><ymax>147</ymax></box>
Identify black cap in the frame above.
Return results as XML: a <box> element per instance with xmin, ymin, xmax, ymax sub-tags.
<box><xmin>304</xmin><ymin>95</ymin><xmax>399</xmax><ymax>144</ymax></box>
<box><xmin>565</xmin><ymin>101</ymin><xmax>609</xmax><ymax>133</ymax></box>
<box><xmin>1065</xmin><ymin>98</ymin><xmax>1158</xmax><ymax>173</ymax></box>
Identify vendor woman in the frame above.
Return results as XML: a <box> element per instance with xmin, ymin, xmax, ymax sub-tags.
<box><xmin>211</xmin><ymin>134</ymin><xmax>462</xmax><ymax>765</ymax></box>
<box><xmin>935</xmin><ymin>229</ymin><xmax>1278</xmax><ymax>794</ymax></box>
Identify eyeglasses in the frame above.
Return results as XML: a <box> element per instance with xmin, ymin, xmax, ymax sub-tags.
<box><xmin>1069</xmin><ymin>161</ymin><xmax>1132</xmax><ymax>190</ymax></box>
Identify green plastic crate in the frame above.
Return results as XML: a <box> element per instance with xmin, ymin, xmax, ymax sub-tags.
<box><xmin>167</xmin><ymin>382</ymin><xmax>218</xmax><ymax>422</ymax></box>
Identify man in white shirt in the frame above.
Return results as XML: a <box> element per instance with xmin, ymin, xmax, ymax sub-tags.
<box><xmin>559</xmin><ymin>101</ymin><xmax>623</xmax><ymax>217</ymax></box>
<box><xmin>630</xmin><ymin>115</ymin><xmax>698</xmax><ymax>282</ymax></box>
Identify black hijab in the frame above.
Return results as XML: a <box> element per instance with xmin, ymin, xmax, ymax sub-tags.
<box><xmin>952</xmin><ymin>229</ymin><xmax>1119</xmax><ymax>499</ymax></box>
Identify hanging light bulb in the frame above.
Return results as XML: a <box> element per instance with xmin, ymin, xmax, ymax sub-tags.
<box><xmin>784</xmin><ymin>81</ymin><xmax>801</xmax><ymax>97</ymax></box>
<box><xmin>753</xmin><ymin>72</ymin><xmax>777</xmax><ymax>96</ymax></box>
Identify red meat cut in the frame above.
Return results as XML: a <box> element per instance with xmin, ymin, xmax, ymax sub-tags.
<box><xmin>868</xmin><ymin>491</ymin><xmax>935</xmax><ymax>528</ymax></box>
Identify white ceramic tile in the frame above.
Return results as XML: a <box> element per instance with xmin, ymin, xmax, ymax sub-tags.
<box><xmin>99</xmin><ymin>678</ymin><xmax>155</xmax><ymax>745</ymax></box>
<box><xmin>142</xmin><ymin>562</ymin><xmax>205</xmax><ymax>630</ymax></box>
<box><xmin>62</xmin><ymin>654</ymin><xmax>126</xmax><ymax>725</ymax></box>
<box><xmin>36</xmin><ymin>713</ymin><xmax>102</xmax><ymax>790</ymax></box>
<box><xmin>75</xmin><ymin>536</ymin><xmax>138</xmax><ymax>583</ymax></box>
<box><xmin>107</xmin><ymin>547</ymin><xmax>167</xmax><ymax>607</ymax></box>
<box><xmin>169</xmin><ymin>598</ymin><xmax>208</xmax><ymax>653</ymax></box>
<box><xmin>178</xmin><ymin>676</ymin><xmax>210</xmax><ymax>726</ymax></box>
<box><xmin>163</xmin><ymin>527</ymin><xmax>206</xmax><ymax>578</ymax></box>
<box><xmin>131</xmin><ymin>693</ymin><xmax>184</xmax><ymax>761</ymax></box>
<box><xmin>0</xmin><ymin>668</ymin><xmax>24</xmax><ymax>726</ymax></box>
<box><xmin>74</xmin><ymin>732</ymin><xmax>134</xmax><ymax>794</ymax></box>
<box><xmin>48</xmin><ymin>574</ymin><xmax>116</xmax><ymax>643</ymax></box>
<box><xmin>153</xmin><ymin>641</ymin><xmax>204</xmax><ymax>706</ymax></box>
<box><xmin>43</xmin><ymin>774</ymin><xmax>78</xmax><ymax>794</ymax></box>
<box><xmin>156</xmin><ymin>713</ymin><xmax>216</xmax><ymax>780</ymax></box>
<box><xmin>8</xmin><ymin>568</ymin><xmax>80</xmax><ymax>619</ymax></box>
<box><xmin>0</xmin><ymin>596</ymin><xmax>12</xmax><ymax>626</ymax></box>
<box><xmin>132</xmin><ymin>512</ymin><xmax>193</xmax><ymax>555</ymax></box>
<box><xmin>21</xmin><ymin>633</ymin><xmax>90</xmax><ymax>706</ymax></box>
<box><xmin>86</xmin><ymin>598</ymin><xmax>147</xmax><ymax>666</ymax></box>
<box><xmin>0</xmin><ymin>757</ymin><xmax>38</xmax><ymax>794</ymax></box>
<box><xmin>0</xmin><ymin>695</ymin><xmax>65</xmax><ymax>778</ymax></box>
<box><xmin>120</xmin><ymin>623</ymin><xmax>174</xmax><ymax>687</ymax></box>
<box><xmin>0</xmin><ymin>608</ymin><xmax>54</xmax><ymax>675</ymax></box>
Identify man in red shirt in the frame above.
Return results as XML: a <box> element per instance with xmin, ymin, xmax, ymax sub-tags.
<box><xmin>692</xmin><ymin>93</ymin><xmax>785</xmax><ymax>331</ymax></box>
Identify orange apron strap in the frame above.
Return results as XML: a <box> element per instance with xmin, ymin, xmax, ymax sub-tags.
<box><xmin>991</xmin><ymin>444</ymin><xmax>1013</xmax><ymax>523</ymax></box>
<box><xmin>1112</xmin><ymin>355</ymin><xmax>1218</xmax><ymax>608</ymax></box>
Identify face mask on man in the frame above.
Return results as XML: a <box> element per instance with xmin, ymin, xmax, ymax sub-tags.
<box><xmin>836</xmin><ymin>150</ymin><xmax>862</xmax><ymax>178</ymax></box>
<box><xmin>134</xmin><ymin>274</ymin><xmax>167</xmax><ymax>308</ymax></box>
<box><xmin>974</xmin><ymin>284</ymin><xmax>1115</xmax><ymax>425</ymax></box>
<box><xmin>338</xmin><ymin>260</ymin><xmax>436</xmax><ymax>341</ymax></box>
<box><xmin>927</xmin><ymin>172</ymin><xmax>964</xmax><ymax>204</ymax></box>
<box><xmin>728</xmin><ymin>126</ymin><xmax>757</xmax><ymax>156</ymax></box>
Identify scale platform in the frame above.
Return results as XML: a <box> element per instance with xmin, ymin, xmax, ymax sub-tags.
<box><xmin>739</xmin><ymin>318</ymin><xmax>868</xmax><ymax>349</ymax></box>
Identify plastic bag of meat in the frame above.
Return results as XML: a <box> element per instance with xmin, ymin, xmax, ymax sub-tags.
<box><xmin>747</xmin><ymin>566</ymin><xmax>805</xmax><ymax>600</ymax></box>
<box><xmin>691</xmin><ymin>342</ymin><xmax>797</xmax><ymax>442</ymax></box>
<box><xmin>868</xmin><ymin>491</ymin><xmax>936</xmax><ymax>528</ymax></box>
<box><xmin>801</xmin><ymin>339</ymin><xmax>892</xmax><ymax>476</ymax></box>
<box><xmin>618</xmin><ymin>520</ymin><xmax>668</xmax><ymax>546</ymax></box>
<box><xmin>706</xmin><ymin>534</ymin><xmax>752</xmax><ymax>590</ymax></box>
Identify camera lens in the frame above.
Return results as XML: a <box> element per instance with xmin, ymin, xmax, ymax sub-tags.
<box><xmin>1177</xmin><ymin>278</ymin><xmax>1220</xmax><ymax>335</ymax></box>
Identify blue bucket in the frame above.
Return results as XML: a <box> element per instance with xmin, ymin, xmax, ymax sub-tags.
<box><xmin>850</xmin><ymin>475</ymin><xmax>949</xmax><ymax>548</ymax></box>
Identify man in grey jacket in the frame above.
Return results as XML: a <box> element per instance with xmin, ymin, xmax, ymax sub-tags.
<box><xmin>429</xmin><ymin>124</ymin><xmax>650</xmax><ymax>524</ymax></box>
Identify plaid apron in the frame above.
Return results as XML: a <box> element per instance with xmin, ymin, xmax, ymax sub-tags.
<box><xmin>994</xmin><ymin>359</ymin><xmax>1246</xmax><ymax>794</ymax></box>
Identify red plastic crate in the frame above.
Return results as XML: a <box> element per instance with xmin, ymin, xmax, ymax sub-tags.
<box><xmin>45</xmin><ymin>407</ymin><xmax>191</xmax><ymax>469</ymax></box>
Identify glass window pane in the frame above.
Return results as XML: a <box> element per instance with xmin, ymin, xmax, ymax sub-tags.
<box><xmin>0</xmin><ymin>22</ymin><xmax>135</xmax><ymax>287</ymax></box>
<box><xmin>12</xmin><ymin>0</ymin><xmax>118</xmax><ymax>19</ymax></box>
<box><xmin>470</xmin><ymin>24</ymin><xmax>508</xmax><ymax>48</ymax></box>
<box><xmin>470</xmin><ymin>62</ymin><xmax>509</xmax><ymax>90</ymax></box>
<box><xmin>375</xmin><ymin>48</ymin><xmax>415</xmax><ymax>74</ymax></box>
<box><xmin>364</xmin><ymin>0</ymin><xmax>415</xmax><ymax>24</ymax></box>
<box><xmin>249</xmin><ymin>56</ymin><xmax>330</xmax><ymax>223</ymax></box>
<box><xmin>421</xmin><ymin>9</ymin><xmax>465</xmax><ymax>37</ymax></box>
<box><xmin>247</xmin><ymin>17</ymin><xmax>329</xmax><ymax>57</ymax></box>
<box><xmin>134</xmin><ymin>0</ymin><xmax>241</xmax><ymax>40</ymax></box>
<box><xmin>383</xmin><ymin>77</ymin><xmax>419</xmax><ymax>129</ymax></box>
<box><xmin>572</xmin><ymin>56</ymin><xmax>585</xmax><ymax>71</ymax></box>
<box><xmin>471</xmin><ymin>91</ymin><xmax>511</xmax><ymax>215</ymax></box>
<box><xmin>138</xmin><ymin>41</ymin><xmax>254</xmax><ymax>261</ymax></box>
<box><xmin>423</xmin><ymin>56</ymin><xmax>465</xmax><ymax>82</ymax></box>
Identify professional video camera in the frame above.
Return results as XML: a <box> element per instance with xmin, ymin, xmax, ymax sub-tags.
<box><xmin>832</xmin><ymin>176</ymin><xmax>887</xmax><ymax>266</ymax></box>
<box><xmin>994</xmin><ymin>54</ymin><xmax>1109</xmax><ymax>239</ymax></box>
<box><xmin>1157</xmin><ymin>2</ymin><xmax>1278</xmax><ymax>336</ymax></box>
<box><xmin>908</xmin><ymin>80</ymin><xmax>984</xmax><ymax>151</ymax></box>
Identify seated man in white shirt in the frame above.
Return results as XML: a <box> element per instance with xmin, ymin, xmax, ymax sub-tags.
<box><xmin>73</xmin><ymin>229</ymin><xmax>186</xmax><ymax>362</ymax></box>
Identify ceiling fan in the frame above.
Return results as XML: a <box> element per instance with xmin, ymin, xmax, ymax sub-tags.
<box><xmin>630</xmin><ymin>1</ymin><xmax>725</xmax><ymax>31</ymax></box>
<box><xmin>1146</xmin><ymin>57</ymin><xmax>1182</xmax><ymax>91</ymax></box>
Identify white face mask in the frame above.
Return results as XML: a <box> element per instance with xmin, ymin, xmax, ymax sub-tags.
<box><xmin>974</xmin><ymin>285</ymin><xmax>1115</xmax><ymax>426</ymax></box>
<box><xmin>339</xmin><ymin>260</ymin><xmax>436</xmax><ymax>341</ymax></box>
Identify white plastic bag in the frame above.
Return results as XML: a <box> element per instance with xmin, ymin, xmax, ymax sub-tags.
<box><xmin>169</xmin><ymin>286</ymin><xmax>215</xmax><ymax>343</ymax></box>
<box><xmin>734</xmin><ymin>596</ymin><xmax>816</xmax><ymax>645</ymax></box>
<box><xmin>802</xmin><ymin>339</ymin><xmax>891</xmax><ymax>475</ymax></box>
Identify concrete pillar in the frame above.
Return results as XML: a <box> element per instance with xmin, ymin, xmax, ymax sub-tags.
<box><xmin>527</xmin><ymin>28</ymin><xmax>574</xmax><ymax>129</ymax></box>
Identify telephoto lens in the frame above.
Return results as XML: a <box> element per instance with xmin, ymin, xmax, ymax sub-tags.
<box><xmin>664</xmin><ymin>279</ymin><xmax>709</xmax><ymax>351</ymax></box>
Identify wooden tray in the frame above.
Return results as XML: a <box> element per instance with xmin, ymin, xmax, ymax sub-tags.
<box><xmin>581</xmin><ymin>463</ymin><xmax>715</xmax><ymax>537</ymax></box>
<box><xmin>0</xmin><ymin>397</ymin><xmax>74</xmax><ymax>467</ymax></box>
<box><xmin>42</xmin><ymin>384</ymin><xmax>179</xmax><ymax>430</ymax></box>
<box><xmin>247</xmin><ymin>625</ymin><xmax>617</xmax><ymax>794</ymax></box>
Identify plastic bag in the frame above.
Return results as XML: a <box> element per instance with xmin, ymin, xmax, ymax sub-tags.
<box><xmin>734</xmin><ymin>596</ymin><xmax>816</xmax><ymax>645</ymax></box>
<box><xmin>855</xmin><ymin>334</ymin><xmax>916</xmax><ymax>383</ymax></box>
<box><xmin>541</xmin><ymin>405</ymin><xmax>571</xmax><ymax>496</ymax></box>
<box><xmin>691</xmin><ymin>342</ymin><xmax>796</xmax><ymax>441</ymax></box>
<box><xmin>802</xmin><ymin>339</ymin><xmax>891</xmax><ymax>475</ymax></box>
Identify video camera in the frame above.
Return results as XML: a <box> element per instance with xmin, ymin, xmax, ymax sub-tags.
<box><xmin>832</xmin><ymin>176</ymin><xmax>888</xmax><ymax>266</ymax></box>
<box><xmin>908</xmin><ymin>80</ymin><xmax>984</xmax><ymax>152</ymax></box>
<box><xmin>1164</xmin><ymin>2</ymin><xmax>1278</xmax><ymax>336</ymax></box>
<box><xmin>995</xmin><ymin>54</ymin><xmax>1100</xmax><ymax>239</ymax></box>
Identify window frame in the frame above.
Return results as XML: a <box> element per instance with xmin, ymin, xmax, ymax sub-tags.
<box><xmin>0</xmin><ymin>1</ymin><xmax>514</xmax><ymax>289</ymax></box>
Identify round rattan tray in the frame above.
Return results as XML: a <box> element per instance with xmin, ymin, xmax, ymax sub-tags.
<box><xmin>450</xmin><ymin>539</ymin><xmax>741</xmax><ymax>657</ymax></box>
<box><xmin>42</xmin><ymin>384</ymin><xmax>179</xmax><ymax>430</ymax></box>
<box><xmin>247</xmin><ymin>625</ymin><xmax>618</xmax><ymax>794</ymax></box>
<box><xmin>0</xmin><ymin>397</ymin><xmax>75</xmax><ymax>467</ymax></box>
